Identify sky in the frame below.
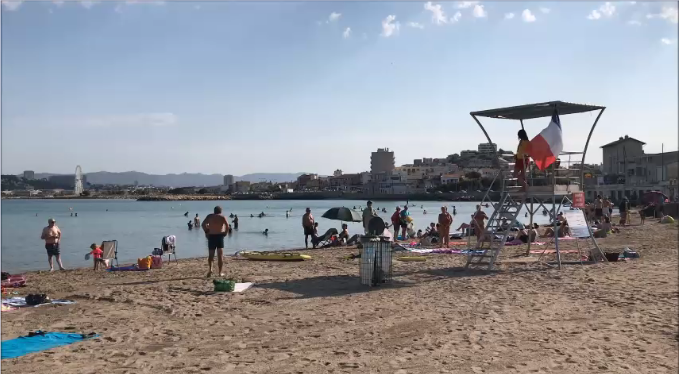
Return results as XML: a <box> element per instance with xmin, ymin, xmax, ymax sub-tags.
<box><xmin>1</xmin><ymin>0</ymin><xmax>677</xmax><ymax>176</ymax></box>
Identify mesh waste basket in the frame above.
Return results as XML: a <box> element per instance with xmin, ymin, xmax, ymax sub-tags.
<box><xmin>359</xmin><ymin>236</ymin><xmax>392</xmax><ymax>286</ymax></box>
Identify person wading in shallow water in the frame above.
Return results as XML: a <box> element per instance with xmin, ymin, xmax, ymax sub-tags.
<box><xmin>41</xmin><ymin>218</ymin><xmax>65</xmax><ymax>271</ymax></box>
<box><xmin>302</xmin><ymin>208</ymin><xmax>315</xmax><ymax>248</ymax></box>
<box><xmin>201</xmin><ymin>206</ymin><xmax>230</xmax><ymax>278</ymax></box>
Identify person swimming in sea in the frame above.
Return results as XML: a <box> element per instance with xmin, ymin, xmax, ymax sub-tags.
<box><xmin>187</xmin><ymin>221</ymin><xmax>193</xmax><ymax>230</ymax></box>
<box><xmin>263</xmin><ymin>229</ymin><xmax>269</xmax><ymax>236</ymax></box>
<box><xmin>184</xmin><ymin>211</ymin><xmax>189</xmax><ymax>217</ymax></box>
<box><xmin>251</xmin><ymin>214</ymin><xmax>254</xmax><ymax>218</ymax></box>
<box><xmin>285</xmin><ymin>211</ymin><xmax>289</xmax><ymax>218</ymax></box>
<box><xmin>229</xmin><ymin>213</ymin><xmax>235</xmax><ymax>218</ymax></box>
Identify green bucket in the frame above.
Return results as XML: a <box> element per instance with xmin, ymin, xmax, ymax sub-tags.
<box><xmin>213</xmin><ymin>279</ymin><xmax>236</xmax><ymax>292</ymax></box>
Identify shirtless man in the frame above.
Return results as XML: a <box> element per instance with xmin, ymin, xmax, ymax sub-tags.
<box><xmin>438</xmin><ymin>206</ymin><xmax>453</xmax><ymax>247</ymax></box>
<box><xmin>302</xmin><ymin>208</ymin><xmax>315</xmax><ymax>248</ymax></box>
<box><xmin>201</xmin><ymin>206</ymin><xmax>230</xmax><ymax>277</ymax></box>
<box><xmin>41</xmin><ymin>218</ymin><xmax>65</xmax><ymax>271</ymax></box>
<box><xmin>473</xmin><ymin>205</ymin><xmax>489</xmax><ymax>243</ymax></box>
<box><xmin>194</xmin><ymin>214</ymin><xmax>201</xmax><ymax>228</ymax></box>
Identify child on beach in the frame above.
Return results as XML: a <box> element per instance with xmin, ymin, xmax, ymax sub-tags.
<box><xmin>87</xmin><ymin>243</ymin><xmax>106</xmax><ymax>270</ymax></box>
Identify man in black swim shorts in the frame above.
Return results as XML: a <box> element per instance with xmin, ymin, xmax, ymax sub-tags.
<box><xmin>41</xmin><ymin>218</ymin><xmax>65</xmax><ymax>271</ymax></box>
<box><xmin>201</xmin><ymin>206</ymin><xmax>230</xmax><ymax>278</ymax></box>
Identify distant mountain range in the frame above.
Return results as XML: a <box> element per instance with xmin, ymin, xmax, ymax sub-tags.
<box><xmin>29</xmin><ymin>172</ymin><xmax>306</xmax><ymax>187</ymax></box>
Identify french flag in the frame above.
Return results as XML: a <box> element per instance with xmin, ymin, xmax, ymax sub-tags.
<box><xmin>529</xmin><ymin>110</ymin><xmax>563</xmax><ymax>171</ymax></box>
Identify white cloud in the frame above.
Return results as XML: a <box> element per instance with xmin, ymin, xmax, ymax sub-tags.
<box><xmin>424</xmin><ymin>2</ymin><xmax>447</xmax><ymax>25</ymax></box>
<box><xmin>627</xmin><ymin>20</ymin><xmax>641</xmax><ymax>25</ymax></box>
<box><xmin>472</xmin><ymin>4</ymin><xmax>486</xmax><ymax>18</ymax></box>
<box><xmin>660</xmin><ymin>38</ymin><xmax>675</xmax><ymax>45</ymax></box>
<box><xmin>381</xmin><ymin>15</ymin><xmax>400</xmax><ymax>38</ymax></box>
<box><xmin>407</xmin><ymin>22</ymin><xmax>425</xmax><ymax>29</ymax></box>
<box><xmin>1</xmin><ymin>1</ymin><xmax>22</xmax><ymax>11</ymax></box>
<box><xmin>80</xmin><ymin>1</ymin><xmax>96</xmax><ymax>9</ymax></box>
<box><xmin>456</xmin><ymin>1</ymin><xmax>478</xmax><ymax>9</ymax></box>
<box><xmin>599</xmin><ymin>2</ymin><xmax>616</xmax><ymax>17</ymax></box>
<box><xmin>588</xmin><ymin>2</ymin><xmax>616</xmax><ymax>20</ymax></box>
<box><xmin>540</xmin><ymin>7</ymin><xmax>551</xmax><ymax>14</ymax></box>
<box><xmin>647</xmin><ymin>6</ymin><xmax>678</xmax><ymax>24</ymax></box>
<box><xmin>328</xmin><ymin>12</ymin><xmax>341</xmax><ymax>23</ymax></box>
<box><xmin>504</xmin><ymin>12</ymin><xmax>515</xmax><ymax>20</ymax></box>
<box><xmin>587</xmin><ymin>10</ymin><xmax>601</xmax><ymax>20</ymax></box>
<box><xmin>522</xmin><ymin>9</ymin><xmax>536</xmax><ymax>23</ymax></box>
<box><xmin>343</xmin><ymin>27</ymin><xmax>351</xmax><ymax>39</ymax></box>
<box><xmin>450</xmin><ymin>11</ymin><xmax>462</xmax><ymax>22</ymax></box>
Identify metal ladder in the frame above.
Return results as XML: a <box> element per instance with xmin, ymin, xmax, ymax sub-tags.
<box><xmin>465</xmin><ymin>190</ymin><xmax>524</xmax><ymax>271</ymax></box>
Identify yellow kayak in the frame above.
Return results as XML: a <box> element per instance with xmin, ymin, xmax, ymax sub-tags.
<box><xmin>397</xmin><ymin>256</ymin><xmax>427</xmax><ymax>262</ymax></box>
<box><xmin>239</xmin><ymin>251</ymin><xmax>312</xmax><ymax>261</ymax></box>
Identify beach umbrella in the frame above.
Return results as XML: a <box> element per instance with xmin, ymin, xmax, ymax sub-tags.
<box><xmin>321</xmin><ymin>207</ymin><xmax>362</xmax><ymax>222</ymax></box>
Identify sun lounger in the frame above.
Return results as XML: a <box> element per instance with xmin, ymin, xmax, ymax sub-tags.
<box><xmin>312</xmin><ymin>228</ymin><xmax>339</xmax><ymax>248</ymax></box>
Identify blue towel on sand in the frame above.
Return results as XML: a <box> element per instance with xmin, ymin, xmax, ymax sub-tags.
<box><xmin>2</xmin><ymin>332</ymin><xmax>97</xmax><ymax>359</ymax></box>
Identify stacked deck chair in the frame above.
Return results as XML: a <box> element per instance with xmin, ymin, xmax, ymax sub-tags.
<box><xmin>161</xmin><ymin>235</ymin><xmax>177</xmax><ymax>263</ymax></box>
<box><xmin>101</xmin><ymin>240</ymin><xmax>119</xmax><ymax>268</ymax></box>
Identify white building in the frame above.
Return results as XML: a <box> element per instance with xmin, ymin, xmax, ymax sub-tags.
<box><xmin>477</xmin><ymin>142</ymin><xmax>497</xmax><ymax>154</ymax></box>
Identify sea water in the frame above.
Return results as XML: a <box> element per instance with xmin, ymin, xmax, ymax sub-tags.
<box><xmin>1</xmin><ymin>199</ymin><xmax>562</xmax><ymax>272</ymax></box>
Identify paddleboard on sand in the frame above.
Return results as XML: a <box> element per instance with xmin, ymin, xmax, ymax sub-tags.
<box><xmin>240</xmin><ymin>251</ymin><xmax>312</xmax><ymax>261</ymax></box>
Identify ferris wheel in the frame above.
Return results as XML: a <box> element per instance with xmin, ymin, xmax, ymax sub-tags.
<box><xmin>75</xmin><ymin>165</ymin><xmax>83</xmax><ymax>195</ymax></box>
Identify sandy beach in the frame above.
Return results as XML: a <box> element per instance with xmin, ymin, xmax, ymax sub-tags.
<box><xmin>2</xmin><ymin>217</ymin><xmax>677</xmax><ymax>374</ymax></box>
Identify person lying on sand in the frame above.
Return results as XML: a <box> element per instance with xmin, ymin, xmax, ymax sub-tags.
<box><xmin>541</xmin><ymin>221</ymin><xmax>570</xmax><ymax>238</ymax></box>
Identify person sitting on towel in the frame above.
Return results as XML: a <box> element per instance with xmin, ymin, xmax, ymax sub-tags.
<box><xmin>517</xmin><ymin>225</ymin><xmax>538</xmax><ymax>243</ymax></box>
<box><xmin>87</xmin><ymin>243</ymin><xmax>107</xmax><ymax>270</ymax></box>
<box><xmin>339</xmin><ymin>224</ymin><xmax>350</xmax><ymax>244</ymax></box>
<box><xmin>541</xmin><ymin>220</ymin><xmax>570</xmax><ymax>238</ymax></box>
<box><xmin>593</xmin><ymin>216</ymin><xmax>612</xmax><ymax>238</ymax></box>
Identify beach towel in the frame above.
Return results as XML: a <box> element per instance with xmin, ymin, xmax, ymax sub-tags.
<box><xmin>1</xmin><ymin>275</ymin><xmax>26</xmax><ymax>288</ymax></box>
<box><xmin>107</xmin><ymin>265</ymin><xmax>148</xmax><ymax>272</ymax></box>
<box><xmin>529</xmin><ymin>250</ymin><xmax>581</xmax><ymax>254</ymax></box>
<box><xmin>2</xmin><ymin>332</ymin><xmax>98</xmax><ymax>360</ymax></box>
<box><xmin>1</xmin><ymin>297</ymin><xmax>76</xmax><ymax>308</ymax></box>
<box><xmin>232</xmin><ymin>282</ymin><xmax>254</xmax><ymax>293</ymax></box>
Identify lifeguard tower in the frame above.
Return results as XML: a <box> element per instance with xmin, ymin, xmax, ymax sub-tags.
<box><xmin>464</xmin><ymin>101</ymin><xmax>608</xmax><ymax>270</ymax></box>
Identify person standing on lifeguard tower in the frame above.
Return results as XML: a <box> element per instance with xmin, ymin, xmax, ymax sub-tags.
<box><xmin>515</xmin><ymin>130</ymin><xmax>531</xmax><ymax>192</ymax></box>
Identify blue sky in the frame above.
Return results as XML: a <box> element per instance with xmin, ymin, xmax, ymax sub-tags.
<box><xmin>2</xmin><ymin>1</ymin><xmax>677</xmax><ymax>176</ymax></box>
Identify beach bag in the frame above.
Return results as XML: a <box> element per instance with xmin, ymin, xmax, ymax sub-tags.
<box><xmin>137</xmin><ymin>256</ymin><xmax>152</xmax><ymax>270</ymax></box>
<box><xmin>213</xmin><ymin>279</ymin><xmax>235</xmax><ymax>292</ymax></box>
<box><xmin>150</xmin><ymin>255</ymin><xmax>163</xmax><ymax>269</ymax></box>
<box><xmin>26</xmin><ymin>294</ymin><xmax>50</xmax><ymax>306</ymax></box>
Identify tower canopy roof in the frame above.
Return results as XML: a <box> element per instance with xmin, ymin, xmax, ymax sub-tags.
<box><xmin>470</xmin><ymin>101</ymin><xmax>604</xmax><ymax>121</ymax></box>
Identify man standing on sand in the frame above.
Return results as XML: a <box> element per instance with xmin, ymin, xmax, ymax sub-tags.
<box><xmin>302</xmin><ymin>208</ymin><xmax>315</xmax><ymax>248</ymax></box>
<box><xmin>362</xmin><ymin>201</ymin><xmax>378</xmax><ymax>234</ymax></box>
<box><xmin>438</xmin><ymin>206</ymin><xmax>453</xmax><ymax>247</ymax></box>
<box><xmin>201</xmin><ymin>206</ymin><xmax>230</xmax><ymax>278</ymax></box>
<box><xmin>41</xmin><ymin>218</ymin><xmax>65</xmax><ymax>271</ymax></box>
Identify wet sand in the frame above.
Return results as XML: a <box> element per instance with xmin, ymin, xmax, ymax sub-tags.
<box><xmin>2</xmin><ymin>216</ymin><xmax>677</xmax><ymax>374</ymax></box>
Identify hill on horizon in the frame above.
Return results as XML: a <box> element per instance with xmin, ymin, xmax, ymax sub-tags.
<box><xmin>29</xmin><ymin>171</ymin><xmax>306</xmax><ymax>187</ymax></box>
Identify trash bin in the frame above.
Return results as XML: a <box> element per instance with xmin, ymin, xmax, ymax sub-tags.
<box><xmin>359</xmin><ymin>235</ymin><xmax>392</xmax><ymax>286</ymax></box>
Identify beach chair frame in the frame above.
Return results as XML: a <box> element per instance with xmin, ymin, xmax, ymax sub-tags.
<box><xmin>162</xmin><ymin>236</ymin><xmax>178</xmax><ymax>264</ymax></box>
<box><xmin>101</xmin><ymin>240</ymin><xmax>119</xmax><ymax>268</ymax></box>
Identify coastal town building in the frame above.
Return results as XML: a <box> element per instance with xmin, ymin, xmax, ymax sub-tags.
<box><xmin>232</xmin><ymin>181</ymin><xmax>251</xmax><ymax>193</ymax></box>
<box><xmin>296</xmin><ymin>174</ymin><xmax>318</xmax><ymax>189</ymax></box>
<box><xmin>333</xmin><ymin>169</ymin><xmax>343</xmax><ymax>177</ymax></box>
<box><xmin>477</xmin><ymin>142</ymin><xmax>497</xmax><ymax>154</ymax></box>
<box><xmin>329</xmin><ymin>173</ymin><xmax>362</xmax><ymax>191</ymax></box>
<box><xmin>371</xmin><ymin>148</ymin><xmax>395</xmax><ymax>174</ymax></box>
<box><xmin>586</xmin><ymin>135</ymin><xmax>678</xmax><ymax>201</ymax></box>
<box><xmin>23</xmin><ymin>170</ymin><xmax>35</xmax><ymax>180</ymax></box>
<box><xmin>223</xmin><ymin>175</ymin><xmax>234</xmax><ymax>187</ymax></box>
